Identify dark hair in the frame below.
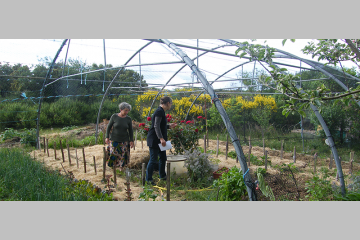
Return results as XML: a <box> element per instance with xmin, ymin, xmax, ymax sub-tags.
<box><xmin>160</xmin><ymin>96</ymin><xmax>172</xmax><ymax>105</ymax></box>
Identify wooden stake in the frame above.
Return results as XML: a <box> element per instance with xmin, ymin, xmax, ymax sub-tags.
<box><xmin>329</xmin><ymin>152</ymin><xmax>333</xmax><ymax>169</ymax></box>
<box><xmin>38</xmin><ymin>137</ymin><xmax>41</xmax><ymax>152</ymax></box>
<box><xmin>248</xmin><ymin>145</ymin><xmax>252</xmax><ymax>166</ymax></box>
<box><xmin>82</xmin><ymin>148</ymin><xmax>86</xmax><ymax>173</ymax></box>
<box><xmin>236</xmin><ymin>135</ymin><xmax>240</xmax><ymax>163</ymax></box>
<box><xmin>314</xmin><ymin>153</ymin><xmax>317</xmax><ymax>173</ymax></box>
<box><xmin>216</xmin><ymin>134</ymin><xmax>219</xmax><ymax>157</ymax></box>
<box><xmin>43</xmin><ymin>137</ymin><xmax>46</xmax><ymax>153</ymax></box>
<box><xmin>102</xmin><ymin>129</ymin><xmax>105</xmax><ymax>145</ymax></box>
<box><xmin>293</xmin><ymin>146</ymin><xmax>296</xmax><ymax>163</ymax></box>
<box><xmin>265</xmin><ymin>150</ymin><xmax>268</xmax><ymax>170</ymax></box>
<box><xmin>142</xmin><ymin>162</ymin><xmax>146</xmax><ymax>186</ymax></box>
<box><xmin>203</xmin><ymin>134</ymin><xmax>206</xmax><ymax>153</ymax></box>
<box><xmin>54</xmin><ymin>142</ymin><xmax>57</xmax><ymax>160</ymax></box>
<box><xmin>103</xmin><ymin>147</ymin><xmax>106</xmax><ymax>179</ymax></box>
<box><xmin>280</xmin><ymin>140</ymin><xmax>284</xmax><ymax>160</ymax></box>
<box><xmin>59</xmin><ymin>139</ymin><xmax>65</xmax><ymax>162</ymax></box>
<box><xmin>225</xmin><ymin>133</ymin><xmax>229</xmax><ymax>160</ymax></box>
<box><xmin>350</xmin><ymin>151</ymin><xmax>354</xmax><ymax>175</ymax></box>
<box><xmin>263</xmin><ymin>138</ymin><xmax>265</xmax><ymax>155</ymax></box>
<box><xmin>67</xmin><ymin>144</ymin><xmax>71</xmax><ymax>166</ymax></box>
<box><xmin>75</xmin><ymin>148</ymin><xmax>79</xmax><ymax>168</ymax></box>
<box><xmin>167</xmin><ymin>162</ymin><xmax>170</xmax><ymax>201</ymax></box>
<box><xmin>93</xmin><ymin>156</ymin><xmax>97</xmax><ymax>175</ymax></box>
<box><xmin>113</xmin><ymin>162</ymin><xmax>117</xmax><ymax>187</ymax></box>
<box><xmin>207</xmin><ymin>130</ymin><xmax>209</xmax><ymax>147</ymax></box>
<box><xmin>134</xmin><ymin>130</ymin><xmax>138</xmax><ymax>150</ymax></box>
<box><xmin>46</xmin><ymin>138</ymin><xmax>49</xmax><ymax>157</ymax></box>
<box><xmin>141</xmin><ymin>133</ymin><xmax>143</xmax><ymax>149</ymax></box>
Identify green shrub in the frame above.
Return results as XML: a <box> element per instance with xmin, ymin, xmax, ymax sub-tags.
<box><xmin>184</xmin><ymin>149</ymin><xmax>216</xmax><ymax>183</ymax></box>
<box><xmin>305</xmin><ymin>168</ymin><xmax>333</xmax><ymax>201</ymax></box>
<box><xmin>213</xmin><ymin>166</ymin><xmax>247</xmax><ymax>201</ymax></box>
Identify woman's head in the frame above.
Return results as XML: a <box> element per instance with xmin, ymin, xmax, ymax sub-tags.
<box><xmin>160</xmin><ymin>96</ymin><xmax>172</xmax><ymax>110</ymax></box>
<box><xmin>119</xmin><ymin>102</ymin><xmax>131</xmax><ymax>116</ymax></box>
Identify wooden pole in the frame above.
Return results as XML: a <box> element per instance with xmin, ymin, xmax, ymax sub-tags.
<box><xmin>43</xmin><ymin>137</ymin><xmax>46</xmax><ymax>153</ymax></box>
<box><xmin>93</xmin><ymin>156</ymin><xmax>97</xmax><ymax>175</ymax></box>
<box><xmin>38</xmin><ymin>137</ymin><xmax>41</xmax><ymax>152</ymax></box>
<box><xmin>329</xmin><ymin>152</ymin><xmax>333</xmax><ymax>169</ymax></box>
<box><xmin>46</xmin><ymin>138</ymin><xmax>49</xmax><ymax>157</ymax></box>
<box><xmin>280</xmin><ymin>139</ymin><xmax>284</xmax><ymax>160</ymax></box>
<box><xmin>54</xmin><ymin>142</ymin><xmax>57</xmax><ymax>160</ymax></box>
<box><xmin>203</xmin><ymin>134</ymin><xmax>206</xmax><ymax>153</ymax></box>
<box><xmin>103</xmin><ymin>147</ymin><xmax>106</xmax><ymax>179</ymax></box>
<box><xmin>314</xmin><ymin>153</ymin><xmax>317</xmax><ymax>173</ymax></box>
<box><xmin>265</xmin><ymin>150</ymin><xmax>268</xmax><ymax>170</ymax></box>
<box><xmin>263</xmin><ymin>138</ymin><xmax>265</xmax><ymax>155</ymax></box>
<box><xmin>225</xmin><ymin>133</ymin><xmax>229</xmax><ymax>160</ymax></box>
<box><xmin>142</xmin><ymin>162</ymin><xmax>146</xmax><ymax>186</ymax></box>
<box><xmin>167</xmin><ymin>162</ymin><xmax>170</xmax><ymax>201</ymax></box>
<box><xmin>350</xmin><ymin>151</ymin><xmax>354</xmax><ymax>175</ymax></box>
<box><xmin>293</xmin><ymin>146</ymin><xmax>296</xmax><ymax>163</ymax></box>
<box><xmin>59</xmin><ymin>139</ymin><xmax>65</xmax><ymax>162</ymax></box>
<box><xmin>82</xmin><ymin>148</ymin><xmax>86</xmax><ymax>173</ymax></box>
<box><xmin>236</xmin><ymin>135</ymin><xmax>240</xmax><ymax>163</ymax></box>
<box><xmin>141</xmin><ymin>133</ymin><xmax>143</xmax><ymax>149</ymax></box>
<box><xmin>113</xmin><ymin>162</ymin><xmax>117</xmax><ymax>187</ymax></box>
<box><xmin>134</xmin><ymin>130</ymin><xmax>138</xmax><ymax>150</ymax></box>
<box><xmin>216</xmin><ymin>134</ymin><xmax>219</xmax><ymax>157</ymax></box>
<box><xmin>207</xmin><ymin>130</ymin><xmax>209</xmax><ymax>147</ymax></box>
<box><xmin>102</xmin><ymin>129</ymin><xmax>105</xmax><ymax>145</ymax></box>
<box><xmin>67</xmin><ymin>144</ymin><xmax>71</xmax><ymax>166</ymax></box>
<box><xmin>248</xmin><ymin>136</ymin><xmax>251</xmax><ymax>166</ymax></box>
<box><xmin>75</xmin><ymin>148</ymin><xmax>79</xmax><ymax>168</ymax></box>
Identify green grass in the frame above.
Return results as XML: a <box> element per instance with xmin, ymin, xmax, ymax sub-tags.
<box><xmin>0</xmin><ymin>148</ymin><xmax>113</xmax><ymax>201</ymax></box>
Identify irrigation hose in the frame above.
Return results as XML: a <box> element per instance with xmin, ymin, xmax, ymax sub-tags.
<box><xmin>153</xmin><ymin>185</ymin><xmax>214</xmax><ymax>192</ymax></box>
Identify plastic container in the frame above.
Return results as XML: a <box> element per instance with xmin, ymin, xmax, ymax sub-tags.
<box><xmin>165</xmin><ymin>155</ymin><xmax>187</xmax><ymax>175</ymax></box>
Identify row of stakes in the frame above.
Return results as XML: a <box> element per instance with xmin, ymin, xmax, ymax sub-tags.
<box><xmin>204</xmin><ymin>133</ymin><xmax>355</xmax><ymax>178</ymax></box>
<box><xmin>36</xmin><ymin>132</ymin><xmax>356</xmax><ymax>200</ymax></box>
<box><xmin>36</xmin><ymin>137</ymin><xmax>136</xmax><ymax>201</ymax></box>
<box><xmin>36</xmin><ymin>136</ymin><xmax>172</xmax><ymax>201</ymax></box>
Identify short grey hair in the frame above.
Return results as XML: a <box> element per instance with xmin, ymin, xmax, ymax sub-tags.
<box><xmin>119</xmin><ymin>102</ymin><xmax>131</xmax><ymax>111</ymax></box>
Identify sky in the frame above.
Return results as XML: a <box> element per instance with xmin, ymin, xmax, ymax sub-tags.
<box><xmin>0</xmin><ymin>39</ymin><xmax>357</xmax><ymax>90</ymax></box>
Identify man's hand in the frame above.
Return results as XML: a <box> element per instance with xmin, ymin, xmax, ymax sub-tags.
<box><xmin>105</xmin><ymin>138</ymin><xmax>110</xmax><ymax>144</ymax></box>
<box><xmin>130</xmin><ymin>141</ymin><xmax>134</xmax><ymax>149</ymax></box>
<box><xmin>160</xmin><ymin>138</ymin><xmax>166</xmax><ymax>147</ymax></box>
<box><xmin>170</xmin><ymin>123</ymin><xmax>177</xmax><ymax>129</ymax></box>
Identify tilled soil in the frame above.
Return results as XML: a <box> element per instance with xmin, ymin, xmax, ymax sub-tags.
<box><xmin>30</xmin><ymin>137</ymin><xmax>359</xmax><ymax>201</ymax></box>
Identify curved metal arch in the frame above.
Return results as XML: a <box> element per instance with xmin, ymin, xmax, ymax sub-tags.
<box><xmin>161</xmin><ymin>39</ymin><xmax>257</xmax><ymax>201</ymax></box>
<box><xmin>146</xmin><ymin>43</ymin><xmax>239</xmax><ymax>118</ymax></box>
<box><xmin>36</xmin><ymin>39</ymin><xmax>69</xmax><ymax>149</ymax></box>
<box><xmin>221</xmin><ymin>39</ymin><xmax>348</xmax><ymax>196</ymax></box>
<box><xmin>185</xmin><ymin>61</ymin><xmax>251</xmax><ymax>121</ymax></box>
<box><xmin>95</xmin><ymin>41</ymin><xmax>154</xmax><ymax>143</ymax></box>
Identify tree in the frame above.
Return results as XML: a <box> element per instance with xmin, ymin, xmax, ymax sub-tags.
<box><xmin>235</xmin><ymin>39</ymin><xmax>360</xmax><ymax>117</ymax></box>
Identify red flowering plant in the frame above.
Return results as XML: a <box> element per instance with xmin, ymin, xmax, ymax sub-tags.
<box><xmin>168</xmin><ymin>115</ymin><xmax>205</xmax><ymax>155</ymax></box>
<box><xmin>138</xmin><ymin>114</ymin><xmax>206</xmax><ymax>155</ymax></box>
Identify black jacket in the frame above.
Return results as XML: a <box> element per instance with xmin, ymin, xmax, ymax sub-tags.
<box><xmin>147</xmin><ymin>106</ymin><xmax>169</xmax><ymax>147</ymax></box>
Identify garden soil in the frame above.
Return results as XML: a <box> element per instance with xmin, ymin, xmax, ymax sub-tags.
<box><xmin>31</xmin><ymin>137</ymin><xmax>360</xmax><ymax>201</ymax></box>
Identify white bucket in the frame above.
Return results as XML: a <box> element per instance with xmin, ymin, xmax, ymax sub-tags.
<box><xmin>165</xmin><ymin>155</ymin><xmax>187</xmax><ymax>175</ymax></box>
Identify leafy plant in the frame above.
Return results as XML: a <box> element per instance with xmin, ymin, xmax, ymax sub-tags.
<box><xmin>138</xmin><ymin>182</ymin><xmax>159</xmax><ymax>201</ymax></box>
<box><xmin>184</xmin><ymin>149</ymin><xmax>216</xmax><ymax>183</ymax></box>
<box><xmin>305</xmin><ymin>168</ymin><xmax>333</xmax><ymax>201</ymax></box>
<box><xmin>213</xmin><ymin>166</ymin><xmax>247</xmax><ymax>201</ymax></box>
<box><xmin>257</xmin><ymin>171</ymin><xmax>275</xmax><ymax>201</ymax></box>
<box><xmin>228</xmin><ymin>151</ymin><xmax>237</xmax><ymax>159</ymax></box>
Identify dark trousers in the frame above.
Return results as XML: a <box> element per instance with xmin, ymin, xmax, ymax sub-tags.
<box><xmin>145</xmin><ymin>146</ymin><xmax>167</xmax><ymax>181</ymax></box>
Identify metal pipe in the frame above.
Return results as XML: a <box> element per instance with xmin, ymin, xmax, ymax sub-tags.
<box><xmin>161</xmin><ymin>39</ymin><xmax>257</xmax><ymax>201</ymax></box>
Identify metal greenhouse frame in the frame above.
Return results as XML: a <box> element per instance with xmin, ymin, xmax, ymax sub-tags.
<box><xmin>36</xmin><ymin>39</ymin><xmax>360</xmax><ymax>199</ymax></box>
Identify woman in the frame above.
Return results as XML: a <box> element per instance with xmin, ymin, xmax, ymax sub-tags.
<box><xmin>146</xmin><ymin>96</ymin><xmax>177</xmax><ymax>185</ymax></box>
<box><xmin>105</xmin><ymin>102</ymin><xmax>134</xmax><ymax>170</ymax></box>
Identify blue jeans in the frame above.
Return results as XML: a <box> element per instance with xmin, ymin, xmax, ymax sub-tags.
<box><xmin>146</xmin><ymin>146</ymin><xmax>167</xmax><ymax>181</ymax></box>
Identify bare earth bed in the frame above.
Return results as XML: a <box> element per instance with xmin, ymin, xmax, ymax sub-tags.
<box><xmin>29</xmin><ymin>136</ymin><xmax>359</xmax><ymax>201</ymax></box>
